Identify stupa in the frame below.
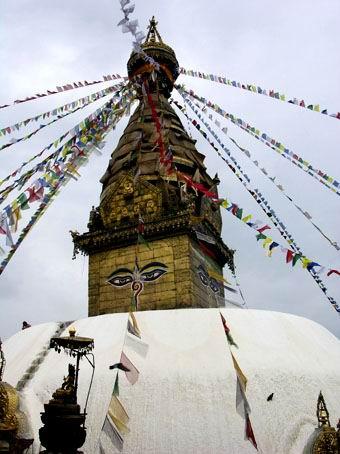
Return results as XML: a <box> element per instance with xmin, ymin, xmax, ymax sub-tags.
<box><xmin>2</xmin><ymin>18</ymin><xmax>340</xmax><ymax>454</ymax></box>
<box><xmin>72</xmin><ymin>16</ymin><xmax>234</xmax><ymax>316</ymax></box>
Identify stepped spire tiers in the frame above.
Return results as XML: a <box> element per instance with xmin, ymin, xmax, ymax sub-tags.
<box><xmin>73</xmin><ymin>18</ymin><xmax>234</xmax><ymax>316</ymax></box>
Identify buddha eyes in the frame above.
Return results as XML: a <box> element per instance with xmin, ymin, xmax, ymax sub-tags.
<box><xmin>209</xmin><ymin>278</ymin><xmax>220</xmax><ymax>293</ymax></box>
<box><xmin>197</xmin><ymin>265</ymin><xmax>220</xmax><ymax>293</ymax></box>
<box><xmin>107</xmin><ymin>262</ymin><xmax>168</xmax><ymax>288</ymax></box>
<box><xmin>107</xmin><ymin>275</ymin><xmax>133</xmax><ymax>287</ymax></box>
<box><xmin>198</xmin><ymin>272</ymin><xmax>209</xmax><ymax>286</ymax></box>
<box><xmin>141</xmin><ymin>268</ymin><xmax>167</xmax><ymax>282</ymax></box>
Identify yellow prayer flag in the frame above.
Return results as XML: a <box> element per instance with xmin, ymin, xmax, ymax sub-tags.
<box><xmin>208</xmin><ymin>269</ymin><xmax>231</xmax><ymax>285</ymax></box>
<box><xmin>108</xmin><ymin>395</ymin><xmax>129</xmax><ymax>426</ymax></box>
<box><xmin>221</xmin><ymin>199</ymin><xmax>229</xmax><ymax>209</ymax></box>
<box><xmin>280</xmin><ymin>94</ymin><xmax>285</xmax><ymax>101</ymax></box>
<box><xmin>314</xmin><ymin>104</ymin><xmax>320</xmax><ymax>112</ymax></box>
<box><xmin>12</xmin><ymin>207</ymin><xmax>22</xmax><ymax>233</ymax></box>
<box><xmin>262</xmin><ymin>238</ymin><xmax>272</xmax><ymax>249</ymax></box>
<box><xmin>129</xmin><ymin>312</ymin><xmax>141</xmax><ymax>337</ymax></box>
<box><xmin>66</xmin><ymin>163</ymin><xmax>81</xmax><ymax>177</ymax></box>
<box><xmin>241</xmin><ymin>214</ymin><xmax>252</xmax><ymax>223</ymax></box>
<box><xmin>109</xmin><ymin>414</ymin><xmax>130</xmax><ymax>435</ymax></box>
<box><xmin>301</xmin><ymin>257</ymin><xmax>311</xmax><ymax>269</ymax></box>
<box><xmin>231</xmin><ymin>353</ymin><xmax>247</xmax><ymax>392</ymax></box>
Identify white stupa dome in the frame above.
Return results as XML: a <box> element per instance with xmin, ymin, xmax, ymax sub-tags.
<box><xmin>3</xmin><ymin>308</ymin><xmax>340</xmax><ymax>453</ymax></box>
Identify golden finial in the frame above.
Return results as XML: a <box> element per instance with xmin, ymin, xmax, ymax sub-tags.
<box><xmin>68</xmin><ymin>326</ymin><xmax>76</xmax><ymax>338</ymax></box>
<box><xmin>145</xmin><ymin>16</ymin><xmax>163</xmax><ymax>44</ymax></box>
<box><xmin>317</xmin><ymin>391</ymin><xmax>330</xmax><ymax>427</ymax></box>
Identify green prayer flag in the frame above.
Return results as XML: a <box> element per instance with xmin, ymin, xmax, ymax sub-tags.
<box><xmin>236</xmin><ymin>208</ymin><xmax>243</xmax><ymax>219</ymax></box>
<box><xmin>256</xmin><ymin>233</ymin><xmax>266</xmax><ymax>241</ymax></box>
<box><xmin>137</xmin><ymin>233</ymin><xmax>151</xmax><ymax>250</ymax></box>
<box><xmin>113</xmin><ymin>373</ymin><xmax>119</xmax><ymax>396</ymax></box>
<box><xmin>292</xmin><ymin>253</ymin><xmax>302</xmax><ymax>267</ymax></box>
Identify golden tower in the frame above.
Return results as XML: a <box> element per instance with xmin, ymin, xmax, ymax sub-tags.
<box><xmin>73</xmin><ymin>18</ymin><xmax>234</xmax><ymax>316</ymax></box>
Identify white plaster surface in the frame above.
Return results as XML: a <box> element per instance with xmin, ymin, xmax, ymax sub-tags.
<box><xmin>3</xmin><ymin>308</ymin><xmax>340</xmax><ymax>453</ymax></box>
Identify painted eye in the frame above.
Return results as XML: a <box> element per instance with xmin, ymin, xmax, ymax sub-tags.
<box><xmin>209</xmin><ymin>278</ymin><xmax>220</xmax><ymax>293</ymax></box>
<box><xmin>141</xmin><ymin>268</ymin><xmax>167</xmax><ymax>282</ymax></box>
<box><xmin>198</xmin><ymin>272</ymin><xmax>209</xmax><ymax>286</ymax></box>
<box><xmin>107</xmin><ymin>275</ymin><xmax>133</xmax><ymax>287</ymax></box>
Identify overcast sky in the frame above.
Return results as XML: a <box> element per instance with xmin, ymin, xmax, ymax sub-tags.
<box><xmin>0</xmin><ymin>0</ymin><xmax>340</xmax><ymax>340</ymax></box>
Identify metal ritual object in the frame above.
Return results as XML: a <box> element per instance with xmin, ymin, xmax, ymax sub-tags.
<box><xmin>39</xmin><ymin>327</ymin><xmax>95</xmax><ymax>454</ymax></box>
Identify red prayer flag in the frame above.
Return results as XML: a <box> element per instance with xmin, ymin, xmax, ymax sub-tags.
<box><xmin>220</xmin><ymin>312</ymin><xmax>230</xmax><ymax>334</ymax></box>
<box><xmin>245</xmin><ymin>415</ymin><xmax>258</xmax><ymax>450</ymax></box>
<box><xmin>138</xmin><ymin>214</ymin><xmax>145</xmax><ymax>234</ymax></box>
<box><xmin>120</xmin><ymin>352</ymin><xmax>139</xmax><ymax>385</ymax></box>
<box><xmin>286</xmin><ymin>250</ymin><xmax>294</xmax><ymax>264</ymax></box>
<box><xmin>257</xmin><ymin>225</ymin><xmax>271</xmax><ymax>233</ymax></box>
<box><xmin>327</xmin><ymin>269</ymin><xmax>340</xmax><ymax>277</ymax></box>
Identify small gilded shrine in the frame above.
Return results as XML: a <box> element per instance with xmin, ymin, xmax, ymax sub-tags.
<box><xmin>73</xmin><ymin>17</ymin><xmax>234</xmax><ymax>316</ymax></box>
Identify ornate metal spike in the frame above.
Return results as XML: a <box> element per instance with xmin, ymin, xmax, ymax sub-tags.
<box><xmin>145</xmin><ymin>16</ymin><xmax>163</xmax><ymax>44</ymax></box>
<box><xmin>0</xmin><ymin>338</ymin><xmax>5</xmax><ymax>381</ymax></box>
<box><xmin>317</xmin><ymin>391</ymin><xmax>330</xmax><ymax>427</ymax></box>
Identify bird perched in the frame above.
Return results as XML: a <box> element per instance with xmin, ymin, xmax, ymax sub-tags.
<box><xmin>109</xmin><ymin>362</ymin><xmax>130</xmax><ymax>372</ymax></box>
<box><xmin>267</xmin><ymin>392</ymin><xmax>274</xmax><ymax>401</ymax></box>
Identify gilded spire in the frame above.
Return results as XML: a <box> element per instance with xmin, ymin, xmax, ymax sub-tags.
<box><xmin>0</xmin><ymin>338</ymin><xmax>5</xmax><ymax>381</ymax></box>
<box><xmin>144</xmin><ymin>16</ymin><xmax>163</xmax><ymax>44</ymax></box>
<box><xmin>317</xmin><ymin>391</ymin><xmax>330</xmax><ymax>427</ymax></box>
<box><xmin>127</xmin><ymin>17</ymin><xmax>179</xmax><ymax>96</ymax></box>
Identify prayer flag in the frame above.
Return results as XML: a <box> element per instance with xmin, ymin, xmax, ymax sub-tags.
<box><xmin>306</xmin><ymin>261</ymin><xmax>320</xmax><ymax>272</ymax></box>
<box><xmin>246</xmin><ymin>415</ymin><xmax>258</xmax><ymax>450</ymax></box>
<box><xmin>125</xmin><ymin>334</ymin><xmax>149</xmax><ymax>358</ymax></box>
<box><xmin>120</xmin><ymin>352</ymin><xmax>139</xmax><ymax>385</ymax></box>
<box><xmin>100</xmin><ymin>416</ymin><xmax>123</xmax><ymax>451</ymax></box>
<box><xmin>327</xmin><ymin>269</ymin><xmax>340</xmax><ymax>277</ymax></box>
<box><xmin>257</xmin><ymin>225</ymin><xmax>271</xmax><ymax>233</ymax></box>
<box><xmin>286</xmin><ymin>250</ymin><xmax>294</xmax><ymax>263</ymax></box>
<box><xmin>236</xmin><ymin>376</ymin><xmax>250</xmax><ymax>418</ymax></box>
<box><xmin>231</xmin><ymin>353</ymin><xmax>247</xmax><ymax>391</ymax></box>
<box><xmin>113</xmin><ymin>373</ymin><xmax>119</xmax><ymax>396</ymax></box>
<box><xmin>128</xmin><ymin>312</ymin><xmax>141</xmax><ymax>338</ymax></box>
<box><xmin>242</xmin><ymin>214</ymin><xmax>252</xmax><ymax>223</ymax></box>
<box><xmin>292</xmin><ymin>253</ymin><xmax>302</xmax><ymax>267</ymax></box>
<box><xmin>262</xmin><ymin>238</ymin><xmax>272</xmax><ymax>249</ymax></box>
<box><xmin>268</xmin><ymin>242</ymin><xmax>279</xmax><ymax>257</ymax></box>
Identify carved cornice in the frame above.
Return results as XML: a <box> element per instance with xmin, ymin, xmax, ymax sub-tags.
<box><xmin>72</xmin><ymin>210</ymin><xmax>234</xmax><ymax>269</ymax></box>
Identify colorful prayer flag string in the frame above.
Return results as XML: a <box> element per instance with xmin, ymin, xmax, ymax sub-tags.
<box><xmin>0</xmin><ymin>81</ymin><xmax>125</xmax><ymax>149</ymax></box>
<box><xmin>0</xmin><ymin>74</ymin><xmax>126</xmax><ymax>111</ymax></box>
<box><xmin>0</xmin><ymin>86</ymin><xmax>130</xmax><ymax>205</ymax></box>
<box><xmin>116</xmin><ymin>2</ymin><xmax>159</xmax><ymax>69</ymax></box>
<box><xmin>219</xmin><ymin>313</ymin><xmax>259</xmax><ymax>450</ymax></box>
<box><xmin>179</xmin><ymin>68</ymin><xmax>340</xmax><ymax>121</ymax></box>
<box><xmin>176</xmin><ymin>85</ymin><xmax>340</xmax><ymax>198</ymax></box>
<box><xmin>0</xmin><ymin>93</ymin><xmax>133</xmax><ymax>274</ymax></box>
<box><xmin>184</xmin><ymin>94</ymin><xmax>340</xmax><ymax>253</ymax></box>
<box><xmin>172</xmin><ymin>95</ymin><xmax>340</xmax><ymax>316</ymax></box>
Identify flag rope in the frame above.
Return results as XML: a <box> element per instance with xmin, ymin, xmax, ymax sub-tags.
<box><xmin>179</xmin><ymin>67</ymin><xmax>340</xmax><ymax>121</ymax></box>
<box><xmin>0</xmin><ymin>94</ymin><xmax>132</xmax><ymax>275</ymax></box>
<box><xmin>0</xmin><ymin>83</ymin><xmax>130</xmax><ymax>204</ymax></box>
<box><xmin>0</xmin><ymin>81</ymin><xmax>125</xmax><ymax>150</ymax></box>
<box><xmin>172</xmin><ymin>95</ymin><xmax>340</xmax><ymax>316</ymax></box>
<box><xmin>0</xmin><ymin>74</ymin><xmax>126</xmax><ymax>110</ymax></box>
<box><xmin>184</xmin><ymin>94</ymin><xmax>340</xmax><ymax>253</ymax></box>
<box><xmin>176</xmin><ymin>85</ymin><xmax>340</xmax><ymax>198</ymax></box>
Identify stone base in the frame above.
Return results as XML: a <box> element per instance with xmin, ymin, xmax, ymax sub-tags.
<box><xmin>88</xmin><ymin>234</ymin><xmax>225</xmax><ymax>315</ymax></box>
